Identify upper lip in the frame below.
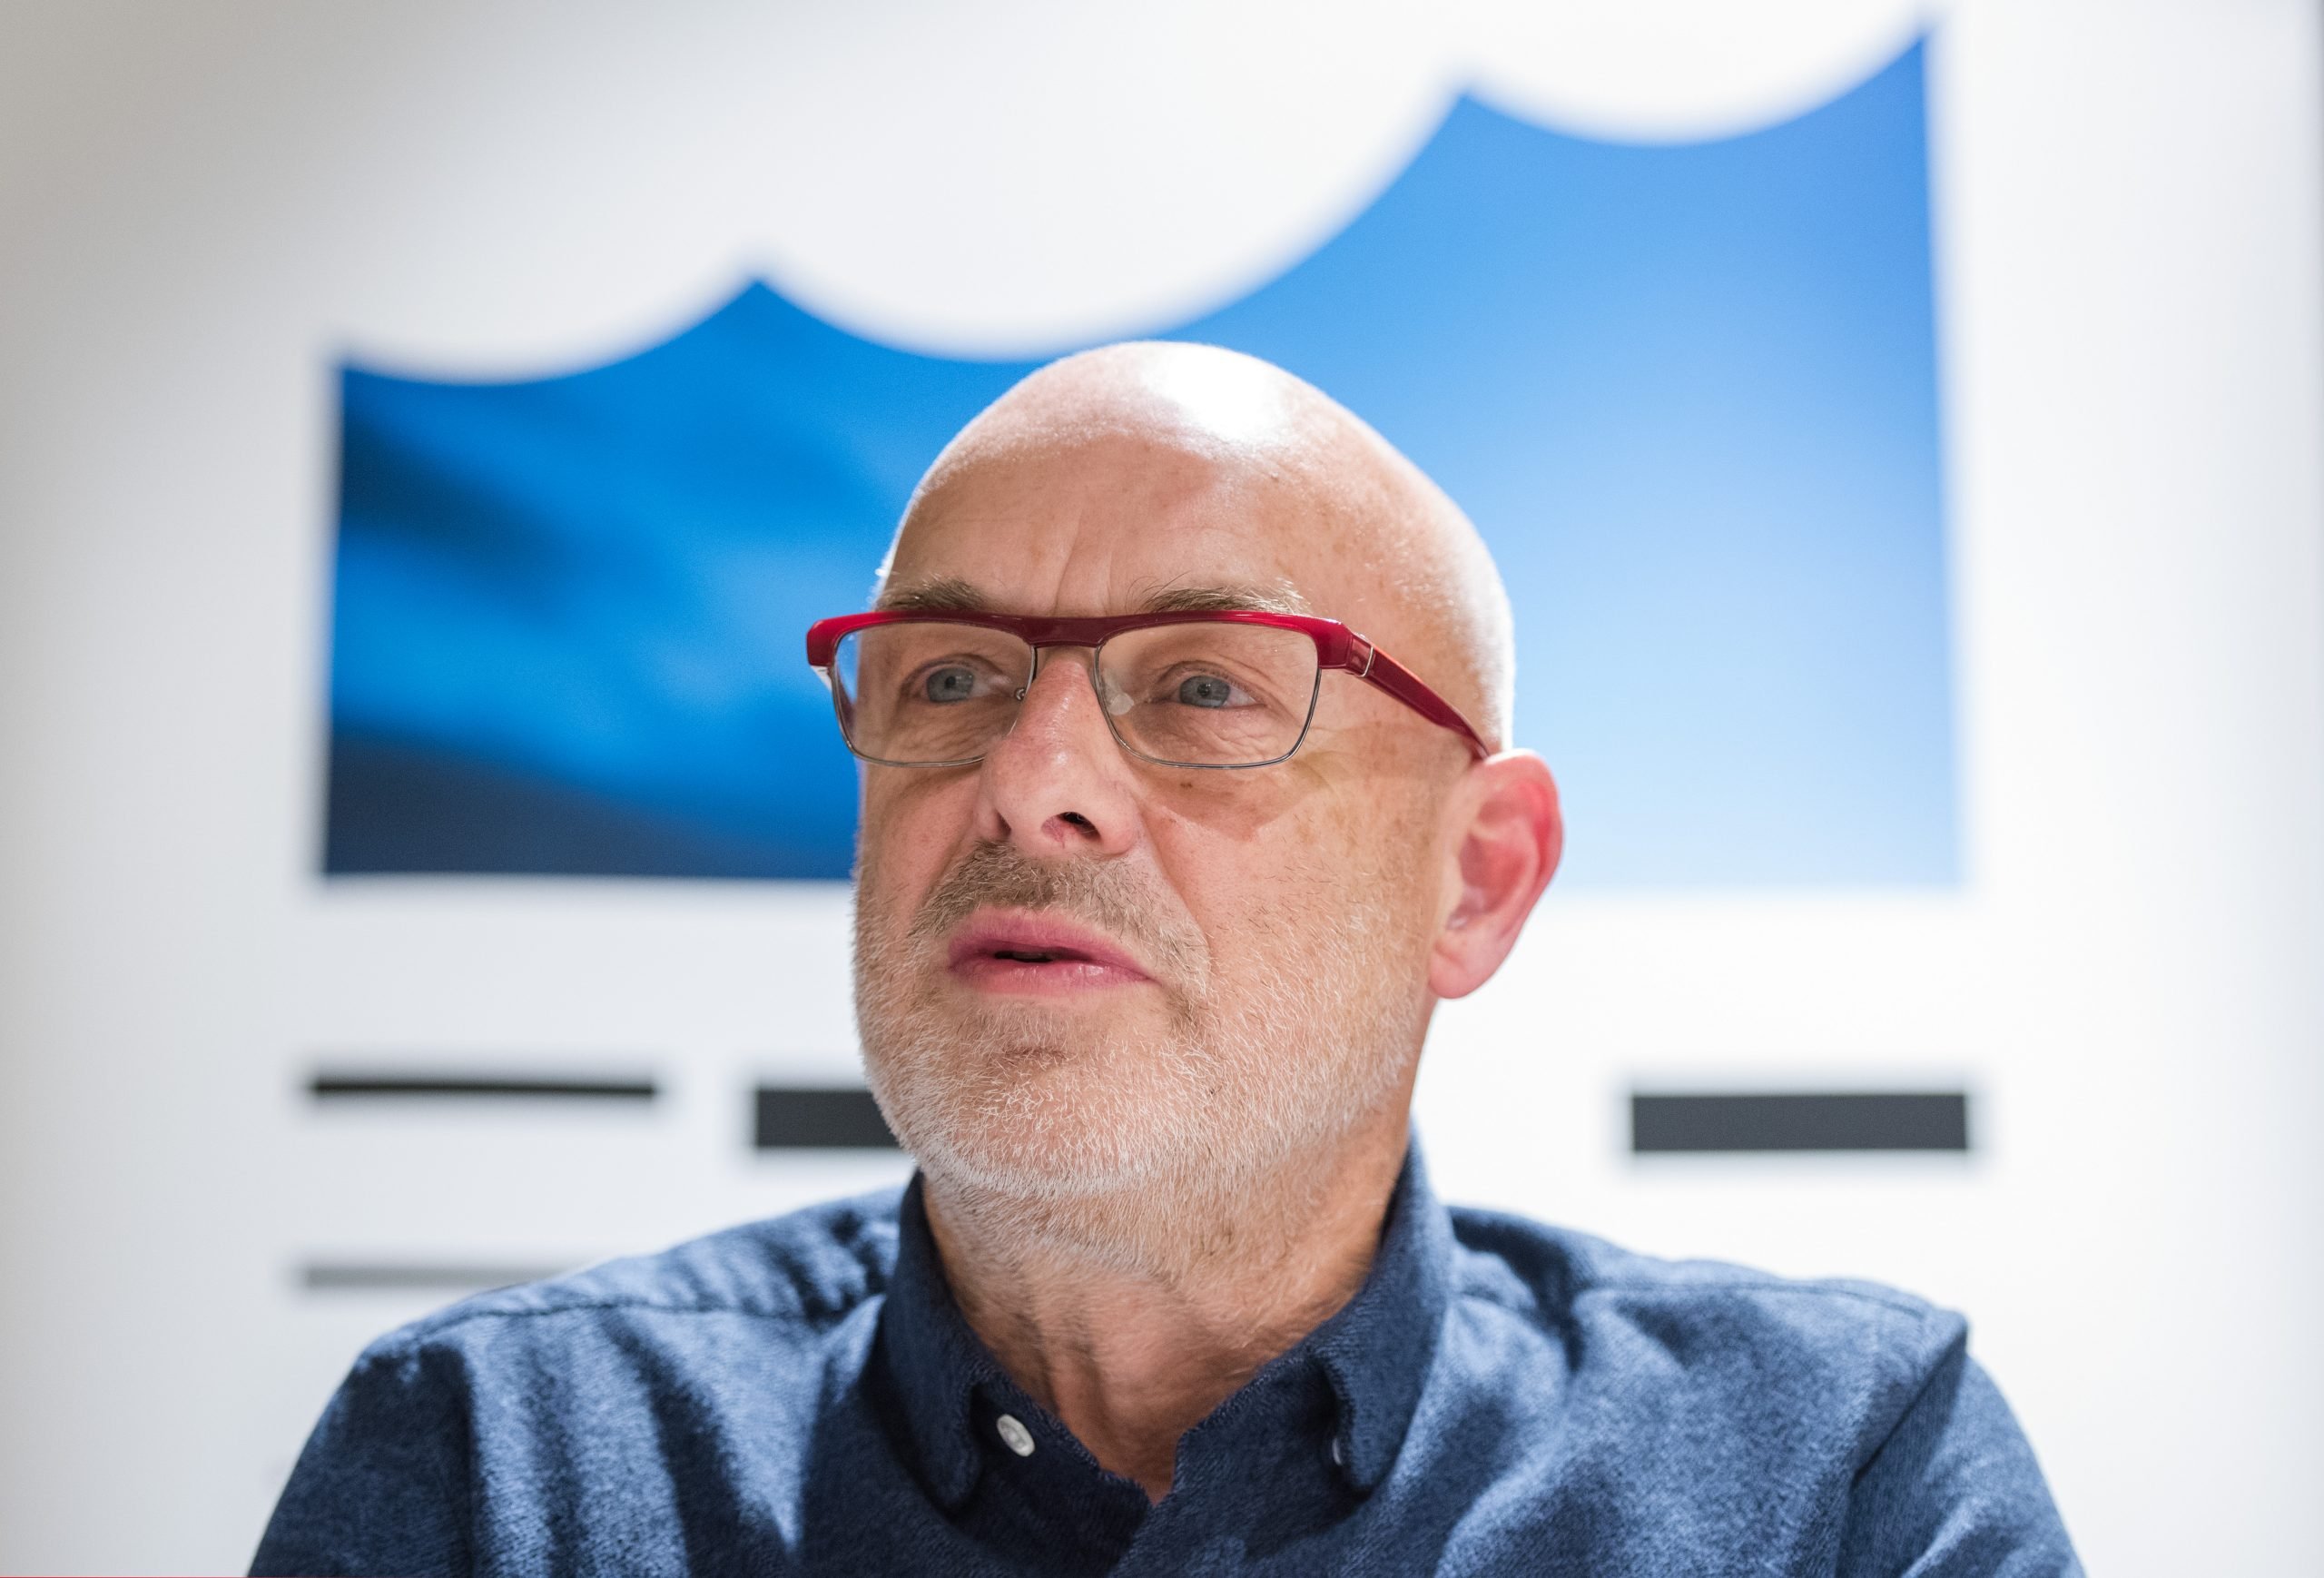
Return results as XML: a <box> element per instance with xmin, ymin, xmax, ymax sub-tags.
<box><xmin>946</xmin><ymin>910</ymin><xmax>1153</xmax><ymax>980</ymax></box>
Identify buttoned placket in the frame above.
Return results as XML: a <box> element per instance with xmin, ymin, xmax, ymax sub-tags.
<box><xmin>874</xmin><ymin>1141</ymin><xmax>1453</xmax><ymax>1572</ymax></box>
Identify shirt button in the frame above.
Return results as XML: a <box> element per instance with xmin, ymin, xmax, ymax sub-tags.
<box><xmin>995</xmin><ymin>1413</ymin><xmax>1037</xmax><ymax>1458</ymax></box>
<box><xmin>1330</xmin><ymin>1436</ymin><xmax>1345</xmax><ymax>1468</ymax></box>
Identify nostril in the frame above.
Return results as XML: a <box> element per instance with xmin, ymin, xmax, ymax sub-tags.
<box><xmin>1057</xmin><ymin>812</ymin><xmax>1095</xmax><ymax>832</ymax></box>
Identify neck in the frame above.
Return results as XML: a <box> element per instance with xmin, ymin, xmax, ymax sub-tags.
<box><xmin>920</xmin><ymin>1102</ymin><xmax>1413</xmax><ymax>1501</ymax></box>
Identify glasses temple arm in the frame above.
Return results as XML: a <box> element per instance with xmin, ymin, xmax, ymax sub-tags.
<box><xmin>1349</xmin><ymin>642</ymin><xmax>1493</xmax><ymax>760</ymax></box>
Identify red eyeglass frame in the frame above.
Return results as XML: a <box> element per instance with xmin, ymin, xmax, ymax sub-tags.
<box><xmin>805</xmin><ymin>609</ymin><xmax>1492</xmax><ymax>765</ymax></box>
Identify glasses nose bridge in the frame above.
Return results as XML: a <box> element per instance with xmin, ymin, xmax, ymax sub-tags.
<box><xmin>1020</xmin><ymin>634</ymin><xmax>1105</xmax><ymax>691</ymax></box>
<box><xmin>1009</xmin><ymin>636</ymin><xmax>1128</xmax><ymax>756</ymax></box>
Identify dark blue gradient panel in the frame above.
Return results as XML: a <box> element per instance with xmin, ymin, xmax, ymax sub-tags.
<box><xmin>326</xmin><ymin>44</ymin><xmax>1952</xmax><ymax>886</ymax></box>
<box><xmin>328</xmin><ymin>294</ymin><xmax>1030</xmax><ymax>878</ymax></box>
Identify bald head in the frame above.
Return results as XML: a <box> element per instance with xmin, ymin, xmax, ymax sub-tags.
<box><xmin>888</xmin><ymin>342</ymin><xmax>1516</xmax><ymax>751</ymax></box>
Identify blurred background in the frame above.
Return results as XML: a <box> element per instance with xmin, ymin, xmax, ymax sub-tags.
<box><xmin>1</xmin><ymin>0</ymin><xmax>2319</xmax><ymax>1571</ymax></box>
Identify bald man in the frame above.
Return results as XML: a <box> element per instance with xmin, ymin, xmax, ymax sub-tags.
<box><xmin>256</xmin><ymin>345</ymin><xmax>2079</xmax><ymax>1576</ymax></box>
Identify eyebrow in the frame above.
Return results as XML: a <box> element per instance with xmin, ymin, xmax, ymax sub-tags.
<box><xmin>873</xmin><ymin>576</ymin><xmax>988</xmax><ymax>614</ymax></box>
<box><xmin>871</xmin><ymin>577</ymin><xmax>1315</xmax><ymax>617</ymax></box>
<box><xmin>1137</xmin><ymin>581</ymin><xmax>1315</xmax><ymax>616</ymax></box>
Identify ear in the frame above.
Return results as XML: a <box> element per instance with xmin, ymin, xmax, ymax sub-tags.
<box><xmin>1428</xmin><ymin>750</ymin><xmax>1562</xmax><ymax>1001</ymax></box>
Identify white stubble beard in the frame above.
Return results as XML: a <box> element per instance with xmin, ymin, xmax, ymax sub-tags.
<box><xmin>852</xmin><ymin>842</ymin><xmax>1430</xmax><ymax>1278</ymax></box>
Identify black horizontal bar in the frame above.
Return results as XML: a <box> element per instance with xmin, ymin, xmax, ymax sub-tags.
<box><xmin>299</xmin><ymin>1261</ymin><xmax>568</xmax><ymax>1293</ymax></box>
<box><xmin>753</xmin><ymin>1085</ymin><xmax>899</xmax><ymax>1149</ymax></box>
<box><xmin>1631</xmin><ymin>1091</ymin><xmax>1969</xmax><ymax>1154</ymax></box>
<box><xmin>310</xmin><ymin>1072</ymin><xmax>657</xmax><ymax>1100</ymax></box>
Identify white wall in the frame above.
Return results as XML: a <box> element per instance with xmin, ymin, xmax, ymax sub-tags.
<box><xmin>1</xmin><ymin>2</ymin><xmax>2319</xmax><ymax>1571</ymax></box>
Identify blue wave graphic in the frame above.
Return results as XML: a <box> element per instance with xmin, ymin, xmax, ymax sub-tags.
<box><xmin>326</xmin><ymin>42</ymin><xmax>1952</xmax><ymax>886</ymax></box>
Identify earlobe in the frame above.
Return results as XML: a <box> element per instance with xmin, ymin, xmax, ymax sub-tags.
<box><xmin>1428</xmin><ymin>752</ymin><xmax>1562</xmax><ymax>1001</ymax></box>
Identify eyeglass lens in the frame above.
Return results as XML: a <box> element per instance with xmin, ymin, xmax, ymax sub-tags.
<box><xmin>832</xmin><ymin>620</ymin><xmax>1322</xmax><ymax>767</ymax></box>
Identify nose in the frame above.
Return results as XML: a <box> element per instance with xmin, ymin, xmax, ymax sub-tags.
<box><xmin>972</xmin><ymin>646</ymin><xmax>1139</xmax><ymax>857</ymax></box>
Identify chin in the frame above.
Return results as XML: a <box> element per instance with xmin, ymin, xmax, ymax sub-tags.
<box><xmin>856</xmin><ymin>930</ymin><xmax>1425</xmax><ymax>1218</ymax></box>
<box><xmin>863</xmin><ymin>1011</ymin><xmax>1222</xmax><ymax>1201</ymax></box>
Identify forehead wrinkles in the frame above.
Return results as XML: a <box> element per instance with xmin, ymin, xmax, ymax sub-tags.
<box><xmin>891</xmin><ymin>434</ymin><xmax>1282</xmax><ymax>588</ymax></box>
<box><xmin>892</xmin><ymin>437</ymin><xmax>1378</xmax><ymax>622</ymax></box>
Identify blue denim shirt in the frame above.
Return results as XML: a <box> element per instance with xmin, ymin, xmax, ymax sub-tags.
<box><xmin>255</xmin><ymin>1148</ymin><xmax>2080</xmax><ymax>1575</ymax></box>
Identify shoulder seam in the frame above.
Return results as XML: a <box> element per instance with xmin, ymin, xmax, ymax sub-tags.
<box><xmin>1581</xmin><ymin>1277</ymin><xmax>1940</xmax><ymax>1320</ymax></box>
<box><xmin>1454</xmin><ymin>1276</ymin><xmax>1944</xmax><ymax>1326</ymax></box>
<box><xmin>391</xmin><ymin>1294</ymin><xmax>878</xmax><ymax>1347</ymax></box>
<box><xmin>1852</xmin><ymin>1323</ymin><xmax>1973</xmax><ymax>1486</ymax></box>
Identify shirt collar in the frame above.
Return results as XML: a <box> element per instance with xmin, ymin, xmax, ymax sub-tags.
<box><xmin>1303</xmin><ymin>1139</ymin><xmax>1454</xmax><ymax>1489</ymax></box>
<box><xmin>874</xmin><ymin>1136</ymin><xmax>1454</xmax><ymax>1506</ymax></box>
<box><xmin>876</xmin><ymin>1173</ymin><xmax>1005</xmax><ymax>1509</ymax></box>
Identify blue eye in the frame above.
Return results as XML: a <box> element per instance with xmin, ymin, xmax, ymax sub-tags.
<box><xmin>924</xmin><ymin>666</ymin><xmax>978</xmax><ymax>703</ymax></box>
<box><xmin>1176</xmin><ymin>674</ymin><xmax>1236</xmax><ymax>708</ymax></box>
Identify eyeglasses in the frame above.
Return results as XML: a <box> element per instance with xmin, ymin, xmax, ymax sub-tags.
<box><xmin>805</xmin><ymin>609</ymin><xmax>1491</xmax><ymax>769</ymax></box>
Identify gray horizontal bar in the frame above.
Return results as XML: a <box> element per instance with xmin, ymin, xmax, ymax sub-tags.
<box><xmin>753</xmin><ymin>1086</ymin><xmax>898</xmax><ymax>1149</ymax></box>
<box><xmin>310</xmin><ymin>1071</ymin><xmax>657</xmax><ymax>1100</ymax></box>
<box><xmin>1631</xmin><ymin>1091</ymin><xmax>1969</xmax><ymax>1153</ymax></box>
<box><xmin>300</xmin><ymin>1261</ymin><xmax>569</xmax><ymax>1293</ymax></box>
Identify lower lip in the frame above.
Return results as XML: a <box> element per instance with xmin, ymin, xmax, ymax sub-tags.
<box><xmin>949</xmin><ymin>954</ymin><xmax>1152</xmax><ymax>996</ymax></box>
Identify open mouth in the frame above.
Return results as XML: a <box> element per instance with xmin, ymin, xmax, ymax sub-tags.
<box><xmin>946</xmin><ymin>912</ymin><xmax>1152</xmax><ymax>994</ymax></box>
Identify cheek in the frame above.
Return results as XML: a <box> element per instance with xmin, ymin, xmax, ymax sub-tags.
<box><xmin>1154</xmin><ymin>795</ymin><xmax>1425</xmax><ymax>963</ymax></box>
<box><xmin>857</xmin><ymin>773</ymin><xmax>977</xmax><ymax>923</ymax></box>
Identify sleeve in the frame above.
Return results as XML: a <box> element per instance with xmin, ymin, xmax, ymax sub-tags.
<box><xmin>251</xmin><ymin>1338</ymin><xmax>471</xmax><ymax>1578</ymax></box>
<box><xmin>1838</xmin><ymin>1337</ymin><xmax>2083</xmax><ymax>1577</ymax></box>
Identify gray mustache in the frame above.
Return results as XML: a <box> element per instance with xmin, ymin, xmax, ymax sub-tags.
<box><xmin>905</xmin><ymin>842</ymin><xmax>1209</xmax><ymax>991</ymax></box>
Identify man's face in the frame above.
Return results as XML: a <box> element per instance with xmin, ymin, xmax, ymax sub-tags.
<box><xmin>852</xmin><ymin>428</ymin><xmax>1467</xmax><ymax>1214</ymax></box>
